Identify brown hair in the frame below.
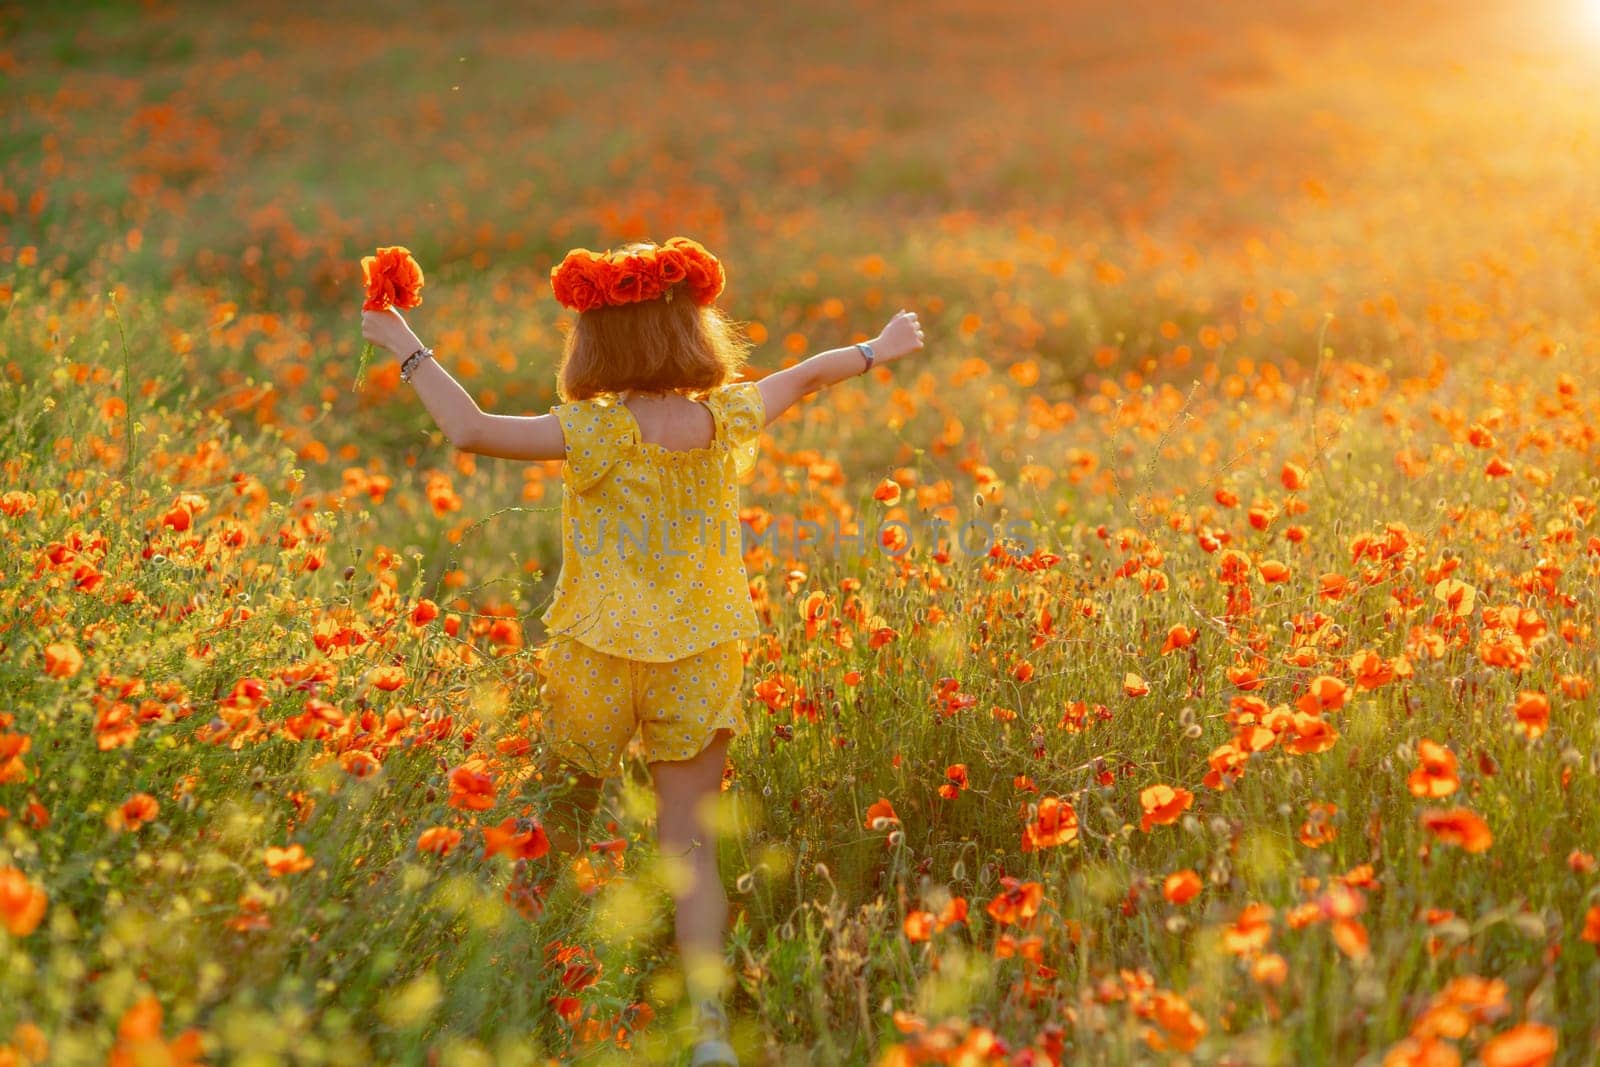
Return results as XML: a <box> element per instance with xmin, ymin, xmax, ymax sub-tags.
<box><xmin>556</xmin><ymin>240</ymin><xmax>753</xmax><ymax>402</ymax></box>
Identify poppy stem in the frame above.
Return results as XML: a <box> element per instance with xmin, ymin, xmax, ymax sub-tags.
<box><xmin>353</xmin><ymin>340</ymin><xmax>376</xmax><ymax>392</ymax></box>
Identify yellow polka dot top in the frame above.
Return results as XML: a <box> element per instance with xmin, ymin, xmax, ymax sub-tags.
<box><xmin>540</xmin><ymin>380</ymin><xmax>765</xmax><ymax>662</ymax></box>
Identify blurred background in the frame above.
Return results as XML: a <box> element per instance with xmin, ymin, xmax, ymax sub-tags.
<box><xmin>6</xmin><ymin>1</ymin><xmax>1598</xmax><ymax>410</ymax></box>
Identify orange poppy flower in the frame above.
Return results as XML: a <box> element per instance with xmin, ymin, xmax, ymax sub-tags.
<box><xmin>1162</xmin><ymin>869</ymin><xmax>1202</xmax><ymax>905</ymax></box>
<box><xmin>369</xmin><ymin>664</ymin><xmax>408</xmax><ymax>692</ymax></box>
<box><xmin>1021</xmin><ymin>796</ymin><xmax>1079</xmax><ymax>851</ymax></box>
<box><xmin>361</xmin><ymin>245</ymin><xmax>425</xmax><ymax>311</ymax></box>
<box><xmin>482</xmin><ymin>816</ymin><xmax>551</xmax><ymax>862</ymax></box>
<box><xmin>1139</xmin><ymin>784</ymin><xmax>1193</xmax><ymax>832</ymax></box>
<box><xmin>993</xmin><ymin>932</ymin><xmax>1044</xmax><ymax>963</ymax></box>
<box><xmin>1144</xmin><ymin>991</ymin><xmax>1208</xmax><ymax>1053</ymax></box>
<box><xmin>1217</xmin><ymin>549</ymin><xmax>1251</xmax><ymax>583</ymax></box>
<box><xmin>4</xmin><ymin>1021</ymin><xmax>46</xmax><ymax>1065</ymax></box>
<box><xmin>1479</xmin><ymin>1023</ymin><xmax>1556</xmax><ymax>1067</ymax></box>
<box><xmin>903</xmin><ymin>910</ymin><xmax>934</xmax><ymax>942</ymax></box>
<box><xmin>800</xmin><ymin>591</ymin><xmax>832</xmax><ymax>639</ymax></box>
<box><xmin>1160</xmin><ymin>624</ymin><xmax>1196</xmax><ymax>654</ymax></box>
<box><xmin>417</xmin><ymin>826</ymin><xmax>463</xmax><ymax>855</ymax></box>
<box><xmin>1298</xmin><ymin>801</ymin><xmax>1338</xmax><ymax>848</ymax></box>
<box><xmin>1420</xmin><ymin>807</ymin><xmax>1493</xmax><ymax>853</ymax></box>
<box><xmin>1557</xmin><ymin>674</ymin><xmax>1592</xmax><ymax>700</ymax></box>
<box><xmin>1349</xmin><ymin>648</ymin><xmax>1397</xmax><ymax>690</ymax></box>
<box><xmin>1250</xmin><ymin>952</ymin><xmax>1288</xmax><ymax>986</ymax></box>
<box><xmin>985</xmin><ymin>877</ymin><xmax>1044</xmax><ymax>927</ymax></box>
<box><xmin>1296</xmin><ymin>675</ymin><xmax>1348</xmax><ymax>715</ymax></box>
<box><xmin>1285</xmin><ymin>711</ymin><xmax>1339</xmax><ymax>755</ymax></box>
<box><xmin>1511</xmin><ymin>691</ymin><xmax>1549</xmax><ymax>739</ymax></box>
<box><xmin>1226</xmin><ymin>662</ymin><xmax>1263</xmax><ymax>690</ymax></box>
<box><xmin>864</xmin><ymin>797</ymin><xmax>899</xmax><ymax>830</ymax></box>
<box><xmin>1258</xmin><ymin>559</ymin><xmax>1291</xmax><ymax>583</ymax></box>
<box><xmin>1580</xmin><ymin>904</ymin><xmax>1600</xmax><ymax>945</ymax></box>
<box><xmin>0</xmin><ymin>866</ymin><xmax>48</xmax><ymax>936</ymax></box>
<box><xmin>1222</xmin><ymin>902</ymin><xmax>1274</xmax><ymax>956</ymax></box>
<box><xmin>109</xmin><ymin>792</ymin><xmax>160</xmax><ymax>832</ymax></box>
<box><xmin>108</xmin><ymin>996</ymin><xmax>206</xmax><ymax>1067</ymax></box>
<box><xmin>1332</xmin><ymin>917</ymin><xmax>1370</xmax><ymax>960</ymax></box>
<box><xmin>1382</xmin><ymin>1035</ymin><xmax>1462</xmax><ymax>1067</ymax></box>
<box><xmin>447</xmin><ymin>764</ymin><xmax>497</xmax><ymax>811</ymax></box>
<box><xmin>42</xmin><ymin>641</ymin><xmax>83</xmax><ymax>679</ymax></box>
<box><xmin>1204</xmin><ymin>742</ymin><xmax>1248</xmax><ymax>791</ymax></box>
<box><xmin>264</xmin><ymin>844</ymin><xmax>314</xmax><ymax>876</ymax></box>
<box><xmin>936</xmin><ymin>897</ymin><xmax>968</xmax><ymax>931</ymax></box>
<box><xmin>938</xmin><ymin>764</ymin><xmax>969</xmax><ymax>800</ymax></box>
<box><xmin>1407</xmin><ymin>739</ymin><xmax>1459</xmax><ymax>798</ymax></box>
<box><xmin>1433</xmin><ymin>578</ymin><xmax>1477</xmax><ymax>617</ymax></box>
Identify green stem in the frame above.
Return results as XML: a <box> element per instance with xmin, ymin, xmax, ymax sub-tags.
<box><xmin>354</xmin><ymin>340</ymin><xmax>377</xmax><ymax>393</ymax></box>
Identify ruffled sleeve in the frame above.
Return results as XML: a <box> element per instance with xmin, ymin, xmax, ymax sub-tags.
<box><xmin>552</xmin><ymin>400</ymin><xmax>636</xmax><ymax>493</ymax></box>
<box><xmin>706</xmin><ymin>381</ymin><xmax>765</xmax><ymax>478</ymax></box>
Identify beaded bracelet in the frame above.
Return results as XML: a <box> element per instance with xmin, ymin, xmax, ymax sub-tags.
<box><xmin>854</xmin><ymin>341</ymin><xmax>875</xmax><ymax>374</ymax></box>
<box><xmin>399</xmin><ymin>346</ymin><xmax>434</xmax><ymax>383</ymax></box>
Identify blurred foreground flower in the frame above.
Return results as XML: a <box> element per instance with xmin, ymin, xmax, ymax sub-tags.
<box><xmin>0</xmin><ymin>866</ymin><xmax>48</xmax><ymax>936</ymax></box>
<box><xmin>107</xmin><ymin>995</ymin><xmax>207</xmax><ymax>1067</ymax></box>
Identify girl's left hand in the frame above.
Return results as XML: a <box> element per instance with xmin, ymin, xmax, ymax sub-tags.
<box><xmin>361</xmin><ymin>307</ymin><xmax>423</xmax><ymax>357</ymax></box>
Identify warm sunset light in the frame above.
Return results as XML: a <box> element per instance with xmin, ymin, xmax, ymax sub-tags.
<box><xmin>5</xmin><ymin>2</ymin><xmax>1600</xmax><ymax>1064</ymax></box>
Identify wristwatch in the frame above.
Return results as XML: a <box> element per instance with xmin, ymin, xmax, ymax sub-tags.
<box><xmin>399</xmin><ymin>346</ymin><xmax>434</xmax><ymax>383</ymax></box>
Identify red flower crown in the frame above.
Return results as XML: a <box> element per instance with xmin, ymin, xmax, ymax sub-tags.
<box><xmin>549</xmin><ymin>237</ymin><xmax>725</xmax><ymax>313</ymax></box>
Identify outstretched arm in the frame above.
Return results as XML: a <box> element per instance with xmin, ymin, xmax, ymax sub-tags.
<box><xmin>757</xmin><ymin>309</ymin><xmax>925</xmax><ymax>427</ymax></box>
<box><xmin>361</xmin><ymin>308</ymin><xmax>566</xmax><ymax>461</ymax></box>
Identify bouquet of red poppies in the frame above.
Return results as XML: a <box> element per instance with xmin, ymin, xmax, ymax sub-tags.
<box><xmin>355</xmin><ymin>246</ymin><xmax>425</xmax><ymax>391</ymax></box>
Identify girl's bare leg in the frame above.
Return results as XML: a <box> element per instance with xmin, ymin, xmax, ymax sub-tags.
<box><xmin>541</xmin><ymin>761</ymin><xmax>604</xmax><ymax>856</ymax></box>
<box><xmin>649</xmin><ymin>728</ymin><xmax>733</xmax><ymax>1006</ymax></box>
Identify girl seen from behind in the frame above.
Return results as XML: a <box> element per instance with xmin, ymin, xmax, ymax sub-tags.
<box><xmin>361</xmin><ymin>237</ymin><xmax>925</xmax><ymax>1065</ymax></box>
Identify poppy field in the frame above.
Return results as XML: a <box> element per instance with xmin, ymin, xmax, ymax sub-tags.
<box><xmin>4</xmin><ymin>1</ymin><xmax>1600</xmax><ymax>1064</ymax></box>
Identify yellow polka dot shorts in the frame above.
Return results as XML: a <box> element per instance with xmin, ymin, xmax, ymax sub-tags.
<box><xmin>535</xmin><ymin>637</ymin><xmax>748</xmax><ymax>779</ymax></box>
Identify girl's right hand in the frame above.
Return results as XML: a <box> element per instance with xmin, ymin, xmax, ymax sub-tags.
<box><xmin>873</xmin><ymin>309</ymin><xmax>925</xmax><ymax>363</ymax></box>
